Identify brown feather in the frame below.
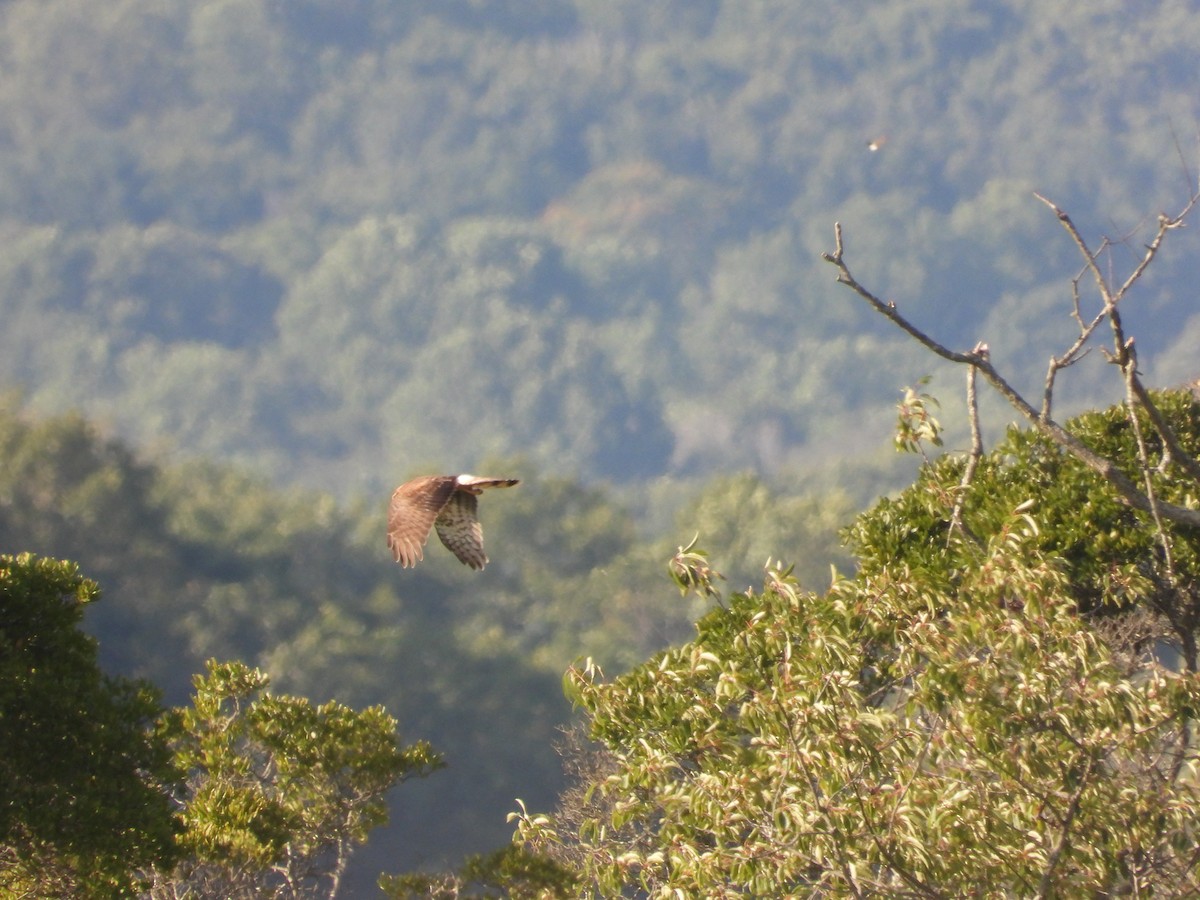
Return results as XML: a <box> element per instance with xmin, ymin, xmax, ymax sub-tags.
<box><xmin>386</xmin><ymin>475</ymin><xmax>518</xmax><ymax>569</ymax></box>
<box><xmin>386</xmin><ymin>475</ymin><xmax>457</xmax><ymax>567</ymax></box>
<box><xmin>435</xmin><ymin>491</ymin><xmax>487</xmax><ymax>569</ymax></box>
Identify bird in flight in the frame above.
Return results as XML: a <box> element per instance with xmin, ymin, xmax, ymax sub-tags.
<box><xmin>387</xmin><ymin>474</ymin><xmax>519</xmax><ymax>570</ymax></box>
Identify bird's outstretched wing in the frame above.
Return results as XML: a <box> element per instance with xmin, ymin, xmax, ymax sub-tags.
<box><xmin>435</xmin><ymin>491</ymin><xmax>488</xmax><ymax>569</ymax></box>
<box><xmin>386</xmin><ymin>475</ymin><xmax>458</xmax><ymax>567</ymax></box>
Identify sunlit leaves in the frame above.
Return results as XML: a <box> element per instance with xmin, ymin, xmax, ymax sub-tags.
<box><xmin>674</xmin><ymin>471</ymin><xmax>857</xmax><ymax>593</ymax></box>
<box><xmin>667</xmin><ymin>534</ymin><xmax>724</xmax><ymax>599</ymax></box>
<box><xmin>894</xmin><ymin>377</ymin><xmax>943</xmax><ymax>457</ymax></box>
<box><xmin>523</xmin><ymin>530</ymin><xmax>1200</xmax><ymax>895</ymax></box>
<box><xmin>151</xmin><ymin>659</ymin><xmax>441</xmax><ymax>896</ymax></box>
<box><xmin>850</xmin><ymin>389</ymin><xmax>1200</xmax><ymax>626</ymax></box>
<box><xmin>379</xmin><ymin>843</ymin><xmax>581</xmax><ymax>899</ymax></box>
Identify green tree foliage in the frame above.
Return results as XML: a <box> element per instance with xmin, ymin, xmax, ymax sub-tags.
<box><xmin>848</xmin><ymin>390</ymin><xmax>1200</xmax><ymax>664</ymax></box>
<box><xmin>379</xmin><ymin>844</ymin><xmax>580</xmax><ymax>899</ymax></box>
<box><xmin>146</xmin><ymin>660</ymin><xmax>441</xmax><ymax>898</ymax></box>
<box><xmin>515</xmin><ymin>393</ymin><xmax>1200</xmax><ymax>896</ymax></box>
<box><xmin>0</xmin><ymin>553</ymin><xmax>178</xmax><ymax>897</ymax></box>
<box><xmin>0</xmin><ymin>538</ymin><xmax>459</xmax><ymax>897</ymax></box>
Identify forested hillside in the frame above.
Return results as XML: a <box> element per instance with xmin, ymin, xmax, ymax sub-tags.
<box><xmin>0</xmin><ymin>0</ymin><xmax>1197</xmax><ymax>499</ymax></box>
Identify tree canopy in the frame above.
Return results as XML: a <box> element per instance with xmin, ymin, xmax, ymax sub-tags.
<box><xmin>516</xmin><ymin>391</ymin><xmax>1200</xmax><ymax>896</ymax></box>
<box><xmin>146</xmin><ymin>660</ymin><xmax>442</xmax><ymax>898</ymax></box>
<box><xmin>0</xmin><ymin>553</ymin><xmax>178</xmax><ymax>897</ymax></box>
<box><xmin>0</xmin><ymin>396</ymin><xmax>854</xmax><ymax>888</ymax></box>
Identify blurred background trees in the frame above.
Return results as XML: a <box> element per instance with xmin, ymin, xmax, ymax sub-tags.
<box><xmin>0</xmin><ymin>0</ymin><xmax>1197</xmax><ymax>498</ymax></box>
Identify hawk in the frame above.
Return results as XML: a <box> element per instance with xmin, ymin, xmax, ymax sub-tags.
<box><xmin>386</xmin><ymin>474</ymin><xmax>519</xmax><ymax>570</ymax></box>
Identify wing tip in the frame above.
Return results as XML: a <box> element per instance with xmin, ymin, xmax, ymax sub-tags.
<box><xmin>387</xmin><ymin>536</ymin><xmax>424</xmax><ymax>568</ymax></box>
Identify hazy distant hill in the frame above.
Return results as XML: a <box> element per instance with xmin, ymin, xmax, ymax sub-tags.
<box><xmin>0</xmin><ymin>0</ymin><xmax>1196</xmax><ymax>499</ymax></box>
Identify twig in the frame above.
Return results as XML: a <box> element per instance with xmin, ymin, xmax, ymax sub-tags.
<box><xmin>1035</xmin><ymin>193</ymin><xmax>1200</xmax><ymax>482</ymax></box>
<box><xmin>1126</xmin><ymin>366</ymin><xmax>1200</xmax><ymax>483</ymax></box>
<box><xmin>1119</xmin><ymin>341</ymin><xmax>1177</xmax><ymax>588</ymax></box>
<box><xmin>949</xmin><ymin>346</ymin><xmax>986</xmax><ymax>543</ymax></box>
<box><xmin>1035</xmin><ymin>756</ymin><xmax>1095</xmax><ymax>899</ymax></box>
<box><xmin>1043</xmin><ymin>276</ymin><xmax>1091</xmax><ymax>421</ymax></box>
<box><xmin>1167</xmin><ymin>117</ymin><xmax>1198</xmax><ymax>199</ymax></box>
<box><xmin>822</xmin><ymin>222</ymin><xmax>1200</xmax><ymax>531</ymax></box>
<box><xmin>1033</xmin><ymin>192</ymin><xmax>1194</xmax><ymax>317</ymax></box>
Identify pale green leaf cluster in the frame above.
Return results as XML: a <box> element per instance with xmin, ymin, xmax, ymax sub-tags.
<box><xmin>522</xmin><ymin>524</ymin><xmax>1200</xmax><ymax>895</ymax></box>
<box><xmin>148</xmin><ymin>660</ymin><xmax>442</xmax><ymax>897</ymax></box>
<box><xmin>894</xmin><ymin>377</ymin><xmax>943</xmax><ymax>457</ymax></box>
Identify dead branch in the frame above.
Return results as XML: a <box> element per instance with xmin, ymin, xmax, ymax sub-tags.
<box><xmin>1035</xmin><ymin>192</ymin><xmax>1200</xmax><ymax>482</ymax></box>
<box><xmin>1128</xmin><ymin>377</ymin><xmax>1200</xmax><ymax>482</ymax></box>
<box><xmin>1121</xmin><ymin>343</ymin><xmax>1176</xmax><ymax>584</ymax></box>
<box><xmin>948</xmin><ymin>344</ymin><xmax>986</xmax><ymax>542</ymax></box>
<box><xmin>820</xmin><ymin>211</ymin><xmax>1200</xmax><ymax>531</ymax></box>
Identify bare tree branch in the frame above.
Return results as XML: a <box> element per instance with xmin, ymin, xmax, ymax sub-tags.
<box><xmin>1043</xmin><ymin>271</ymin><xmax>1101</xmax><ymax>421</ymax></box>
<box><xmin>1035</xmin><ymin>192</ymin><xmax>1200</xmax><ymax>482</ymax></box>
<box><xmin>821</xmin><ymin>217</ymin><xmax>1200</xmax><ymax>531</ymax></box>
<box><xmin>1032</xmin><ymin>192</ymin><xmax>1194</xmax><ymax>315</ymax></box>
<box><xmin>1120</xmin><ymin>343</ymin><xmax>1178</xmax><ymax>592</ymax></box>
<box><xmin>1128</xmin><ymin>376</ymin><xmax>1200</xmax><ymax>482</ymax></box>
<box><xmin>949</xmin><ymin>346</ymin><xmax>985</xmax><ymax>542</ymax></box>
<box><xmin>1035</xmin><ymin>756</ymin><xmax>1095</xmax><ymax>900</ymax></box>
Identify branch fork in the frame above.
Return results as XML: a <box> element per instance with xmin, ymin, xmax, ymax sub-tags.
<box><xmin>822</xmin><ymin>190</ymin><xmax>1200</xmax><ymax>530</ymax></box>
